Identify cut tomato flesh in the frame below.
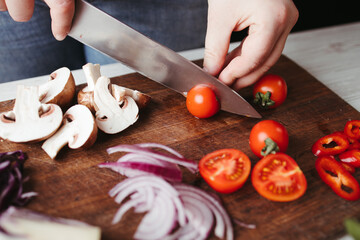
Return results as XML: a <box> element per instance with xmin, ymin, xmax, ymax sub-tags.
<box><xmin>252</xmin><ymin>153</ymin><xmax>307</xmax><ymax>202</ymax></box>
<box><xmin>199</xmin><ymin>149</ymin><xmax>251</xmax><ymax>194</ymax></box>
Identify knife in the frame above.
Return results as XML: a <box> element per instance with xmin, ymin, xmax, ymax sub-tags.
<box><xmin>68</xmin><ymin>0</ymin><xmax>261</xmax><ymax>118</ymax></box>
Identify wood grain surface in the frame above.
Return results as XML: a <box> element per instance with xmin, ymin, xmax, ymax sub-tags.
<box><xmin>1</xmin><ymin>55</ymin><xmax>359</xmax><ymax>240</ymax></box>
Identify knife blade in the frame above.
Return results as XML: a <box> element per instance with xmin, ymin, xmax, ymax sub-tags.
<box><xmin>68</xmin><ymin>0</ymin><xmax>261</xmax><ymax>118</ymax></box>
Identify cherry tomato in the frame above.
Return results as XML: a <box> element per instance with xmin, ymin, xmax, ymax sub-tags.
<box><xmin>253</xmin><ymin>74</ymin><xmax>287</xmax><ymax>109</ymax></box>
<box><xmin>199</xmin><ymin>149</ymin><xmax>251</xmax><ymax>194</ymax></box>
<box><xmin>311</xmin><ymin>132</ymin><xmax>349</xmax><ymax>157</ymax></box>
<box><xmin>315</xmin><ymin>155</ymin><xmax>360</xmax><ymax>201</ymax></box>
<box><xmin>249</xmin><ymin>120</ymin><xmax>289</xmax><ymax>158</ymax></box>
<box><xmin>186</xmin><ymin>85</ymin><xmax>220</xmax><ymax>118</ymax></box>
<box><xmin>251</xmin><ymin>153</ymin><xmax>307</xmax><ymax>202</ymax></box>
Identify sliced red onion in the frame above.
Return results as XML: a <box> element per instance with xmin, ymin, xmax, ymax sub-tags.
<box><xmin>167</xmin><ymin>194</ymin><xmax>214</xmax><ymax>240</ymax></box>
<box><xmin>99</xmin><ymin>153</ymin><xmax>182</xmax><ymax>182</ymax></box>
<box><xmin>174</xmin><ymin>184</ymin><xmax>234</xmax><ymax>240</ymax></box>
<box><xmin>106</xmin><ymin>143</ymin><xmax>198</xmax><ymax>173</ymax></box>
<box><xmin>107</xmin><ymin>175</ymin><xmax>234</xmax><ymax>240</ymax></box>
<box><xmin>134</xmin><ymin>191</ymin><xmax>177</xmax><ymax>240</ymax></box>
<box><xmin>109</xmin><ymin>175</ymin><xmax>186</xmax><ymax>228</ymax></box>
<box><xmin>233</xmin><ymin>218</ymin><xmax>256</xmax><ymax>230</ymax></box>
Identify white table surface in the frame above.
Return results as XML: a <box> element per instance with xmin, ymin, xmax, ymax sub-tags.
<box><xmin>1</xmin><ymin>21</ymin><xmax>360</xmax><ymax>114</ymax></box>
<box><xmin>0</xmin><ymin>21</ymin><xmax>359</xmax><ymax>239</ymax></box>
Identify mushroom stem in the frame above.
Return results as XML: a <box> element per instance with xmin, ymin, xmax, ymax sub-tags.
<box><xmin>83</xmin><ymin>63</ymin><xmax>101</xmax><ymax>91</ymax></box>
<box><xmin>41</xmin><ymin>120</ymin><xmax>78</xmax><ymax>159</ymax></box>
<box><xmin>15</xmin><ymin>85</ymin><xmax>45</xmax><ymax>122</ymax></box>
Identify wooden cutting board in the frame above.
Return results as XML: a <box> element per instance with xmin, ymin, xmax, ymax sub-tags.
<box><xmin>1</xmin><ymin>55</ymin><xmax>360</xmax><ymax>240</ymax></box>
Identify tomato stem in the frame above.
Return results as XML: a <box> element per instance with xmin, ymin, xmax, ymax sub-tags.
<box><xmin>261</xmin><ymin>138</ymin><xmax>280</xmax><ymax>156</ymax></box>
<box><xmin>254</xmin><ymin>91</ymin><xmax>275</xmax><ymax>109</ymax></box>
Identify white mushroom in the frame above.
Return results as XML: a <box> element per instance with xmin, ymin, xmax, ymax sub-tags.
<box><xmin>77</xmin><ymin>63</ymin><xmax>101</xmax><ymax>113</ymax></box>
<box><xmin>94</xmin><ymin>76</ymin><xmax>139</xmax><ymax>134</ymax></box>
<box><xmin>42</xmin><ymin>104</ymin><xmax>98</xmax><ymax>159</ymax></box>
<box><xmin>78</xmin><ymin>63</ymin><xmax>151</xmax><ymax>112</ymax></box>
<box><xmin>0</xmin><ymin>85</ymin><xmax>63</xmax><ymax>143</ymax></box>
<box><xmin>38</xmin><ymin>67</ymin><xmax>76</xmax><ymax>109</ymax></box>
<box><xmin>111</xmin><ymin>84</ymin><xmax>151</xmax><ymax>109</ymax></box>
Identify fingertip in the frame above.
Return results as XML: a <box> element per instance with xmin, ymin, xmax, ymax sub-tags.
<box><xmin>203</xmin><ymin>58</ymin><xmax>221</xmax><ymax>77</ymax></box>
<box><xmin>218</xmin><ymin>68</ymin><xmax>236</xmax><ymax>86</ymax></box>
<box><xmin>54</xmin><ymin>32</ymin><xmax>67</xmax><ymax>41</ymax></box>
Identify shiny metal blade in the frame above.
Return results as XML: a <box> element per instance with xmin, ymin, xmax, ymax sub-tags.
<box><xmin>69</xmin><ymin>0</ymin><xmax>261</xmax><ymax>118</ymax></box>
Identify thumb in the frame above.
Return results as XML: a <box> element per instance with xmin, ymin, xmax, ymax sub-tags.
<box><xmin>203</xmin><ymin>2</ymin><xmax>232</xmax><ymax>77</ymax></box>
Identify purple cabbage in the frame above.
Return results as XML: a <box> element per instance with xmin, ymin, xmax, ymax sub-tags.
<box><xmin>0</xmin><ymin>151</ymin><xmax>36</xmax><ymax>213</ymax></box>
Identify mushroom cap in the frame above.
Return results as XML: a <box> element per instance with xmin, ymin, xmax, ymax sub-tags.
<box><xmin>77</xmin><ymin>89</ymin><xmax>96</xmax><ymax>114</ymax></box>
<box><xmin>66</xmin><ymin>104</ymin><xmax>98</xmax><ymax>149</ymax></box>
<box><xmin>39</xmin><ymin>67</ymin><xmax>76</xmax><ymax>109</ymax></box>
<box><xmin>41</xmin><ymin>104</ymin><xmax>98</xmax><ymax>159</ymax></box>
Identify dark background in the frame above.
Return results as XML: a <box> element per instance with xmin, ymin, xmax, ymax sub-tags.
<box><xmin>231</xmin><ymin>0</ymin><xmax>360</xmax><ymax>41</ymax></box>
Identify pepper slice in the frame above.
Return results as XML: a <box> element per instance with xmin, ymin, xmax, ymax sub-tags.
<box><xmin>344</xmin><ymin>120</ymin><xmax>360</xmax><ymax>140</ymax></box>
<box><xmin>339</xmin><ymin>149</ymin><xmax>360</xmax><ymax>168</ymax></box>
<box><xmin>347</xmin><ymin>137</ymin><xmax>360</xmax><ymax>150</ymax></box>
<box><xmin>311</xmin><ymin>132</ymin><xmax>349</xmax><ymax>157</ymax></box>
<box><xmin>341</xmin><ymin>162</ymin><xmax>356</xmax><ymax>174</ymax></box>
<box><xmin>315</xmin><ymin>155</ymin><xmax>360</xmax><ymax>201</ymax></box>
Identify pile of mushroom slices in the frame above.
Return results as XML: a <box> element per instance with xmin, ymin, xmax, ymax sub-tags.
<box><xmin>0</xmin><ymin>63</ymin><xmax>151</xmax><ymax>159</ymax></box>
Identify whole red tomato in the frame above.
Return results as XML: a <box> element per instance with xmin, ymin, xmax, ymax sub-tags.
<box><xmin>249</xmin><ymin>120</ymin><xmax>289</xmax><ymax>158</ymax></box>
<box><xmin>253</xmin><ymin>74</ymin><xmax>287</xmax><ymax>109</ymax></box>
<box><xmin>186</xmin><ymin>85</ymin><xmax>220</xmax><ymax>118</ymax></box>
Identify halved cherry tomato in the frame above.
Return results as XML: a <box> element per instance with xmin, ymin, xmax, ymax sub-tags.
<box><xmin>186</xmin><ymin>85</ymin><xmax>220</xmax><ymax>119</ymax></box>
<box><xmin>344</xmin><ymin>120</ymin><xmax>360</xmax><ymax>140</ymax></box>
<box><xmin>315</xmin><ymin>155</ymin><xmax>360</xmax><ymax>201</ymax></box>
<box><xmin>253</xmin><ymin>74</ymin><xmax>287</xmax><ymax>109</ymax></box>
<box><xmin>339</xmin><ymin>149</ymin><xmax>360</xmax><ymax>168</ymax></box>
<box><xmin>249</xmin><ymin>120</ymin><xmax>289</xmax><ymax>158</ymax></box>
<box><xmin>199</xmin><ymin>149</ymin><xmax>251</xmax><ymax>194</ymax></box>
<box><xmin>311</xmin><ymin>132</ymin><xmax>349</xmax><ymax>157</ymax></box>
<box><xmin>251</xmin><ymin>153</ymin><xmax>307</xmax><ymax>202</ymax></box>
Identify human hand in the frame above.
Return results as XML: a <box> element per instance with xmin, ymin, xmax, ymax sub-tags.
<box><xmin>0</xmin><ymin>0</ymin><xmax>75</xmax><ymax>41</ymax></box>
<box><xmin>203</xmin><ymin>0</ymin><xmax>298</xmax><ymax>90</ymax></box>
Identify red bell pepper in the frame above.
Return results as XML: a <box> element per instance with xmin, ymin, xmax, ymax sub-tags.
<box><xmin>339</xmin><ymin>149</ymin><xmax>360</xmax><ymax>168</ymax></box>
<box><xmin>315</xmin><ymin>155</ymin><xmax>360</xmax><ymax>201</ymax></box>
<box><xmin>312</xmin><ymin>132</ymin><xmax>349</xmax><ymax>157</ymax></box>
<box><xmin>348</xmin><ymin>137</ymin><xmax>360</xmax><ymax>150</ymax></box>
<box><xmin>341</xmin><ymin>162</ymin><xmax>356</xmax><ymax>174</ymax></box>
<box><xmin>344</xmin><ymin>120</ymin><xmax>360</xmax><ymax>140</ymax></box>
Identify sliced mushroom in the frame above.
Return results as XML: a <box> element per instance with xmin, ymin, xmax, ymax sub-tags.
<box><xmin>111</xmin><ymin>84</ymin><xmax>151</xmax><ymax>109</ymax></box>
<box><xmin>77</xmin><ymin>63</ymin><xmax>101</xmax><ymax>113</ymax></box>
<box><xmin>94</xmin><ymin>76</ymin><xmax>139</xmax><ymax>134</ymax></box>
<box><xmin>78</xmin><ymin>63</ymin><xmax>151</xmax><ymax>112</ymax></box>
<box><xmin>0</xmin><ymin>85</ymin><xmax>63</xmax><ymax>143</ymax></box>
<box><xmin>42</xmin><ymin>104</ymin><xmax>98</xmax><ymax>159</ymax></box>
<box><xmin>39</xmin><ymin>67</ymin><xmax>76</xmax><ymax>109</ymax></box>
